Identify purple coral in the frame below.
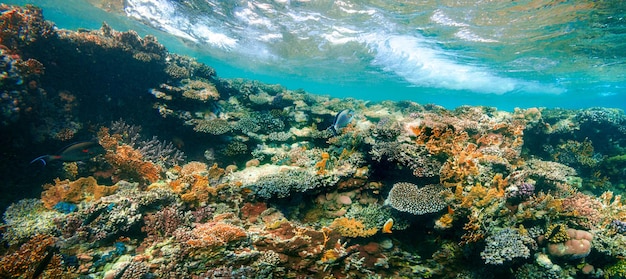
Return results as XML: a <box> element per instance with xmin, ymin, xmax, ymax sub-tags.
<box><xmin>505</xmin><ymin>182</ymin><xmax>535</xmax><ymax>203</ymax></box>
<box><xmin>481</xmin><ymin>228</ymin><xmax>534</xmax><ymax>265</ymax></box>
<box><xmin>611</xmin><ymin>220</ymin><xmax>626</xmax><ymax>234</ymax></box>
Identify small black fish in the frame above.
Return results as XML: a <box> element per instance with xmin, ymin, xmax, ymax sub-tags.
<box><xmin>30</xmin><ymin>141</ymin><xmax>105</xmax><ymax>166</ymax></box>
<box><xmin>31</xmin><ymin>245</ymin><xmax>59</xmax><ymax>279</ymax></box>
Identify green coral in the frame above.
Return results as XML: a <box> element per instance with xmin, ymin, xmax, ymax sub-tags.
<box><xmin>345</xmin><ymin>204</ymin><xmax>393</xmax><ymax>232</ymax></box>
<box><xmin>605</xmin><ymin>259</ymin><xmax>626</xmax><ymax>279</ymax></box>
<box><xmin>2</xmin><ymin>199</ymin><xmax>63</xmax><ymax>245</ymax></box>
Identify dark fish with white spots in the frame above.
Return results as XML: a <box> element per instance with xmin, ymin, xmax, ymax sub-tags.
<box><xmin>327</xmin><ymin>109</ymin><xmax>355</xmax><ymax>136</ymax></box>
<box><xmin>30</xmin><ymin>141</ymin><xmax>105</xmax><ymax>166</ymax></box>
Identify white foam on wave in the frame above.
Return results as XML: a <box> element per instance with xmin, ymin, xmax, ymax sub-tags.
<box><xmin>125</xmin><ymin>0</ymin><xmax>238</xmax><ymax>49</ymax></box>
<box><xmin>361</xmin><ymin>34</ymin><xmax>563</xmax><ymax>94</ymax></box>
<box><xmin>123</xmin><ymin>0</ymin><xmax>564</xmax><ymax>95</ymax></box>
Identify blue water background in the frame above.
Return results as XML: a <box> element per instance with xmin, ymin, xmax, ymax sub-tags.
<box><xmin>5</xmin><ymin>0</ymin><xmax>626</xmax><ymax>111</ymax></box>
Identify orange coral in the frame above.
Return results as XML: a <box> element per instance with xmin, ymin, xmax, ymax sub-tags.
<box><xmin>440</xmin><ymin>143</ymin><xmax>481</xmax><ymax>185</ymax></box>
<box><xmin>456</xmin><ymin>180</ymin><xmax>505</xmax><ymax>210</ymax></box>
<box><xmin>411</xmin><ymin>124</ymin><xmax>470</xmax><ymax>156</ymax></box>
<box><xmin>435</xmin><ymin>213</ymin><xmax>454</xmax><ymax>230</ymax></box>
<box><xmin>315</xmin><ymin>152</ymin><xmax>330</xmax><ymax>175</ymax></box>
<box><xmin>170</xmin><ymin>162</ymin><xmax>225</xmax><ymax>206</ymax></box>
<box><xmin>187</xmin><ymin>221</ymin><xmax>247</xmax><ymax>248</ymax></box>
<box><xmin>97</xmin><ymin>127</ymin><xmax>161</xmax><ymax>183</ymax></box>
<box><xmin>329</xmin><ymin>217</ymin><xmax>377</xmax><ymax>238</ymax></box>
<box><xmin>41</xmin><ymin>176</ymin><xmax>118</xmax><ymax>209</ymax></box>
<box><xmin>0</xmin><ymin>234</ymin><xmax>74</xmax><ymax>278</ymax></box>
<box><xmin>106</xmin><ymin>144</ymin><xmax>161</xmax><ymax>183</ymax></box>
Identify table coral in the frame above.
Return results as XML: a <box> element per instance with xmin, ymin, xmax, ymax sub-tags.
<box><xmin>385</xmin><ymin>182</ymin><xmax>448</xmax><ymax>215</ymax></box>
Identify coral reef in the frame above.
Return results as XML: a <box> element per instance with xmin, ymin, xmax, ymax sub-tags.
<box><xmin>2</xmin><ymin>5</ymin><xmax>626</xmax><ymax>278</ymax></box>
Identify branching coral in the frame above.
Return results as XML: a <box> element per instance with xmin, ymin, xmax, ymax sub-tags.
<box><xmin>0</xmin><ymin>234</ymin><xmax>74</xmax><ymax>278</ymax></box>
<box><xmin>2</xmin><ymin>199</ymin><xmax>63</xmax><ymax>244</ymax></box>
<box><xmin>142</xmin><ymin>205</ymin><xmax>193</xmax><ymax>242</ymax></box>
<box><xmin>561</xmin><ymin>192</ymin><xmax>603</xmax><ymax>229</ymax></box>
<box><xmin>480</xmin><ymin>228</ymin><xmax>534</xmax><ymax>265</ymax></box>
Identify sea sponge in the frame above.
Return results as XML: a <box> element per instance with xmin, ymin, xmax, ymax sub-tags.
<box><xmin>546</xmin><ymin>229</ymin><xmax>593</xmax><ymax>259</ymax></box>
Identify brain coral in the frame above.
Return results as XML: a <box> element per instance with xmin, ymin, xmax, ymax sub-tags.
<box><xmin>384</xmin><ymin>182</ymin><xmax>448</xmax><ymax>215</ymax></box>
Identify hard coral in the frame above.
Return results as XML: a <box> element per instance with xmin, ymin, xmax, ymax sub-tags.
<box><xmin>186</xmin><ymin>221</ymin><xmax>248</xmax><ymax>249</ymax></box>
<box><xmin>0</xmin><ymin>234</ymin><xmax>74</xmax><ymax>278</ymax></box>
<box><xmin>544</xmin><ymin>224</ymin><xmax>570</xmax><ymax>243</ymax></box>
<box><xmin>0</xmin><ymin>4</ymin><xmax>56</xmax><ymax>53</ymax></box>
<box><xmin>385</xmin><ymin>182</ymin><xmax>448</xmax><ymax>215</ymax></box>
<box><xmin>2</xmin><ymin>199</ymin><xmax>63</xmax><ymax>244</ymax></box>
<box><xmin>480</xmin><ymin>228</ymin><xmax>534</xmax><ymax>265</ymax></box>
<box><xmin>106</xmin><ymin>144</ymin><xmax>162</xmax><ymax>183</ymax></box>
<box><xmin>329</xmin><ymin>217</ymin><xmax>378</xmax><ymax>238</ymax></box>
<box><xmin>41</xmin><ymin>176</ymin><xmax>118</xmax><ymax>209</ymax></box>
<box><xmin>546</xmin><ymin>228</ymin><xmax>593</xmax><ymax>259</ymax></box>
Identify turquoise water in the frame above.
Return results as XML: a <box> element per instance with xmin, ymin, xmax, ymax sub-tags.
<box><xmin>5</xmin><ymin>0</ymin><xmax>626</xmax><ymax>110</ymax></box>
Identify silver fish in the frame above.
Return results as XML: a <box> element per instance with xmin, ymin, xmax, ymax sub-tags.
<box><xmin>328</xmin><ymin>109</ymin><xmax>355</xmax><ymax>136</ymax></box>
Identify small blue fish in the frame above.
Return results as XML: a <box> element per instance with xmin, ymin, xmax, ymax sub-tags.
<box><xmin>328</xmin><ymin>109</ymin><xmax>355</xmax><ymax>136</ymax></box>
<box><xmin>30</xmin><ymin>141</ymin><xmax>105</xmax><ymax>166</ymax></box>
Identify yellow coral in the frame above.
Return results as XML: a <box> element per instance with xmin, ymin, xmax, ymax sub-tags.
<box><xmin>435</xmin><ymin>213</ymin><xmax>454</xmax><ymax>230</ymax></box>
<box><xmin>329</xmin><ymin>217</ymin><xmax>377</xmax><ymax>238</ymax></box>
<box><xmin>545</xmin><ymin>224</ymin><xmax>570</xmax><ymax>243</ymax></box>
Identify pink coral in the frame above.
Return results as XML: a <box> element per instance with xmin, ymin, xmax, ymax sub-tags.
<box><xmin>546</xmin><ymin>229</ymin><xmax>593</xmax><ymax>259</ymax></box>
<box><xmin>562</xmin><ymin>192</ymin><xmax>602</xmax><ymax>229</ymax></box>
